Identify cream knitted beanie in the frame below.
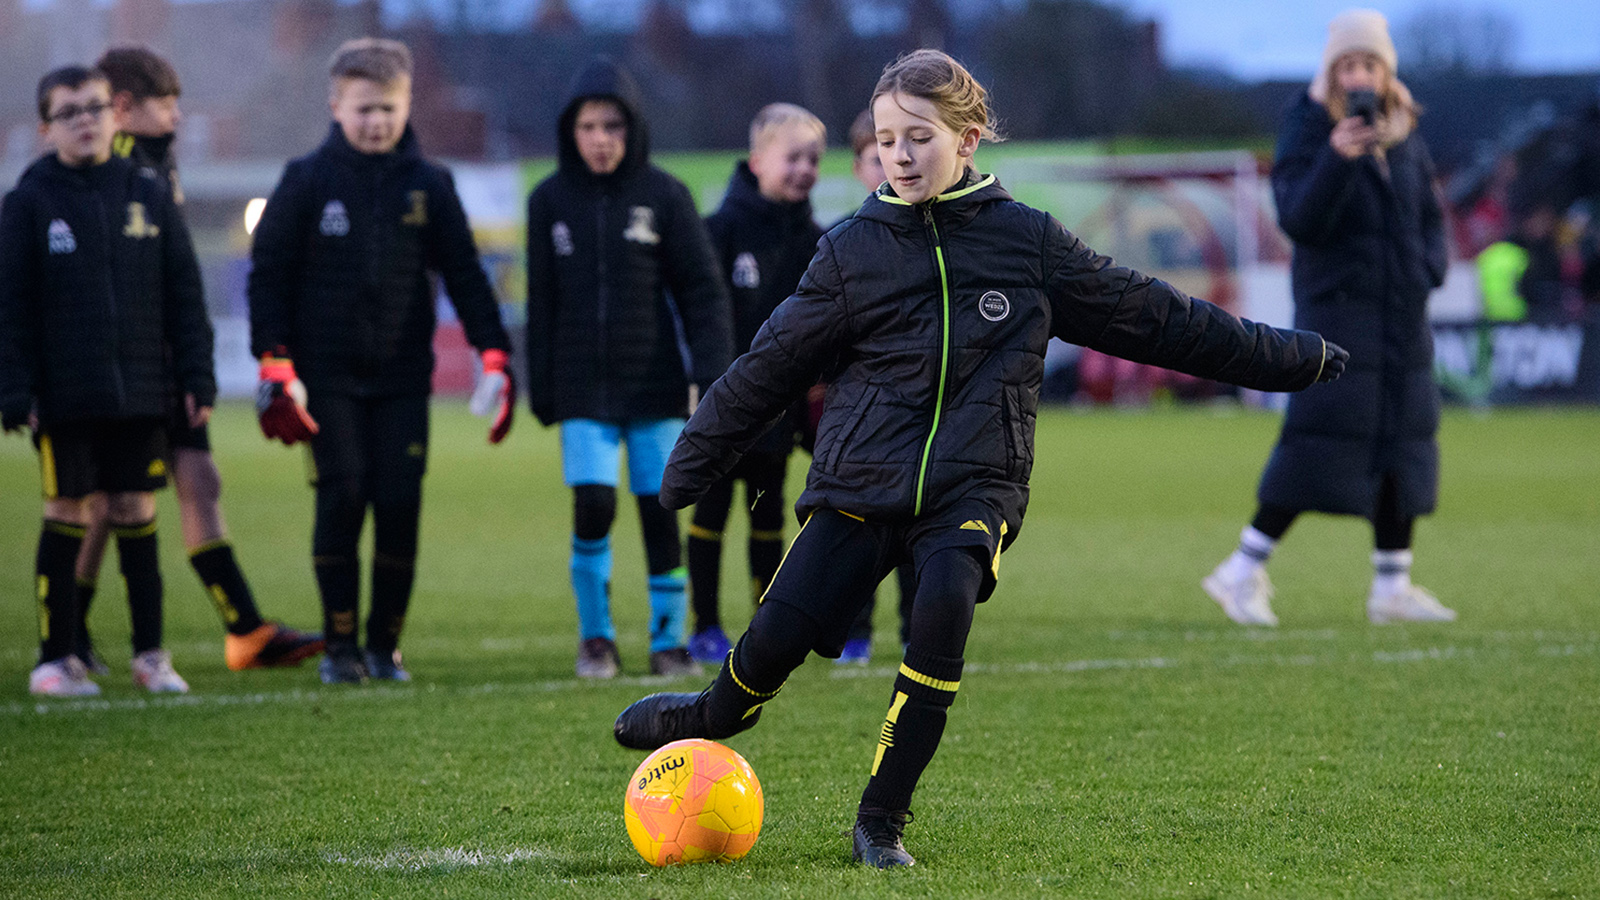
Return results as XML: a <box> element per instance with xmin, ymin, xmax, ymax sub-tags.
<box><xmin>1309</xmin><ymin>9</ymin><xmax>1398</xmax><ymax>102</ymax></box>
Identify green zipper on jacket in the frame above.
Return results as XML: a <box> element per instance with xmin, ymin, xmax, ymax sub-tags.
<box><xmin>914</xmin><ymin>204</ymin><xmax>950</xmax><ymax>516</ymax></box>
<box><xmin>880</xmin><ymin>175</ymin><xmax>995</xmax><ymax>517</ymax></box>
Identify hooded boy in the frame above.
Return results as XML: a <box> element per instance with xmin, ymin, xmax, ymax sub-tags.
<box><xmin>524</xmin><ymin>57</ymin><xmax>732</xmax><ymax>679</ymax></box>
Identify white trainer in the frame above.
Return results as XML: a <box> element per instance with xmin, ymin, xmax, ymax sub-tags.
<box><xmin>1367</xmin><ymin>585</ymin><xmax>1457</xmax><ymax>624</ymax></box>
<box><xmin>29</xmin><ymin>656</ymin><xmax>101</xmax><ymax>697</ymax></box>
<box><xmin>131</xmin><ymin>649</ymin><xmax>190</xmax><ymax>693</ymax></box>
<box><xmin>1203</xmin><ymin>564</ymin><xmax>1279</xmax><ymax>626</ymax></box>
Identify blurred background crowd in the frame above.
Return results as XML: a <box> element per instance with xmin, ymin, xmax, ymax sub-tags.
<box><xmin>2</xmin><ymin>0</ymin><xmax>1597</xmax><ymax>406</ymax></box>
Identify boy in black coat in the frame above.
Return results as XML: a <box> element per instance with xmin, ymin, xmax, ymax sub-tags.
<box><xmin>59</xmin><ymin>46</ymin><xmax>323</xmax><ymax>675</ymax></box>
<box><xmin>525</xmin><ymin>57</ymin><xmax>732</xmax><ymax>679</ymax></box>
<box><xmin>1</xmin><ymin>66</ymin><xmax>215</xmax><ymax>696</ymax></box>
<box><xmin>686</xmin><ymin>103</ymin><xmax>825</xmax><ymax>664</ymax></box>
<box><xmin>248</xmin><ymin>38</ymin><xmax>515</xmax><ymax>684</ymax></box>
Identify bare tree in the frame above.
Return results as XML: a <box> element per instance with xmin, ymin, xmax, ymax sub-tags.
<box><xmin>1396</xmin><ymin>4</ymin><xmax>1518</xmax><ymax>76</ymax></box>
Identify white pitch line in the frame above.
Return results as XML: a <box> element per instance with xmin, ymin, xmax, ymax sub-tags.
<box><xmin>6</xmin><ymin>639</ymin><xmax>1594</xmax><ymax>718</ymax></box>
<box><xmin>326</xmin><ymin>847</ymin><xmax>549</xmax><ymax>871</ymax></box>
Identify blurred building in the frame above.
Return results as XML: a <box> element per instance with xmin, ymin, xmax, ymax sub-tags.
<box><xmin>0</xmin><ymin>0</ymin><xmax>491</xmax><ymax>168</ymax></box>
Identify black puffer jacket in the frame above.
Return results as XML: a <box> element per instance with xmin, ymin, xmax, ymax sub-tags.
<box><xmin>1258</xmin><ymin>93</ymin><xmax>1446</xmax><ymax>517</ymax></box>
<box><xmin>0</xmin><ymin>154</ymin><xmax>214</xmax><ymax>428</ymax></box>
<box><xmin>663</xmin><ymin>174</ymin><xmax>1334</xmax><ymax>542</ymax></box>
<box><xmin>704</xmin><ymin>161</ymin><xmax>822</xmax><ymax>454</ymax></box>
<box><xmin>524</xmin><ymin>58</ymin><xmax>731</xmax><ymax>425</ymax></box>
<box><xmin>248</xmin><ymin>125</ymin><xmax>510</xmax><ymax>397</ymax></box>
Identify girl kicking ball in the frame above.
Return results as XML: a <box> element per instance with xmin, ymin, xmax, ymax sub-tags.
<box><xmin>614</xmin><ymin>49</ymin><xmax>1348</xmax><ymax>868</ymax></box>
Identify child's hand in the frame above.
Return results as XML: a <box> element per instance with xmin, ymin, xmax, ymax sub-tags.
<box><xmin>184</xmin><ymin>394</ymin><xmax>212</xmax><ymax>428</ymax></box>
<box><xmin>659</xmin><ymin>482</ymin><xmax>694</xmax><ymax>511</ymax></box>
<box><xmin>470</xmin><ymin>349</ymin><xmax>515</xmax><ymax>444</ymax></box>
<box><xmin>1</xmin><ymin>403</ymin><xmax>30</xmax><ymax>433</ymax></box>
<box><xmin>256</xmin><ymin>353</ymin><xmax>319</xmax><ymax>445</ymax></box>
<box><xmin>1319</xmin><ymin>341</ymin><xmax>1349</xmax><ymax>383</ymax></box>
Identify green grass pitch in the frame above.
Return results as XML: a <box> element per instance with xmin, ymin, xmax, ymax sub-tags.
<box><xmin>2</xmin><ymin>402</ymin><xmax>1596</xmax><ymax>898</ymax></box>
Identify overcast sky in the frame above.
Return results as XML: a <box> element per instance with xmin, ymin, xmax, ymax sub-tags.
<box><xmin>1118</xmin><ymin>0</ymin><xmax>1600</xmax><ymax>79</ymax></box>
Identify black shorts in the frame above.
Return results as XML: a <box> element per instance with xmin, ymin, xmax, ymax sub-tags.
<box><xmin>306</xmin><ymin>392</ymin><xmax>430</xmax><ymax>504</ymax></box>
<box><xmin>761</xmin><ymin>499</ymin><xmax>1006</xmax><ymax>657</ymax></box>
<box><xmin>34</xmin><ymin>418</ymin><xmax>169</xmax><ymax>499</ymax></box>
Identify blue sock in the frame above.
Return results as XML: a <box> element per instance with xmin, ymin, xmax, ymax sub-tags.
<box><xmin>571</xmin><ymin>536</ymin><xmax>614</xmax><ymax>641</ymax></box>
<box><xmin>647</xmin><ymin>566</ymin><xmax>688</xmax><ymax>653</ymax></box>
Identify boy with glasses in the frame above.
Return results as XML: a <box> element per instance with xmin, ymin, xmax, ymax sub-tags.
<box><xmin>1</xmin><ymin>65</ymin><xmax>216</xmax><ymax>695</ymax></box>
<box><xmin>56</xmin><ymin>47</ymin><xmax>324</xmax><ymax>675</ymax></box>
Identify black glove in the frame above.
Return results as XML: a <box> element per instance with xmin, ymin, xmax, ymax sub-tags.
<box><xmin>1</xmin><ymin>406</ymin><xmax>28</xmax><ymax>433</ymax></box>
<box><xmin>659</xmin><ymin>482</ymin><xmax>693</xmax><ymax>511</ymax></box>
<box><xmin>1319</xmin><ymin>340</ymin><xmax>1349</xmax><ymax>383</ymax></box>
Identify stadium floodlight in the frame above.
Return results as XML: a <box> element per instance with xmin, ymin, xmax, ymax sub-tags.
<box><xmin>244</xmin><ymin>197</ymin><xmax>268</xmax><ymax>235</ymax></box>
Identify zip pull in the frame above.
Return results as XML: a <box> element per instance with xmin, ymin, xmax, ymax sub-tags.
<box><xmin>922</xmin><ymin>204</ymin><xmax>934</xmax><ymax>226</ymax></box>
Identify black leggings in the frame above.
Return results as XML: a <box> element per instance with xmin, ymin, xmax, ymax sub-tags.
<box><xmin>1252</xmin><ymin>477</ymin><xmax>1414</xmax><ymax>551</ymax></box>
<box><xmin>731</xmin><ymin>547</ymin><xmax>982</xmax><ymax>691</ymax></box>
<box><xmin>690</xmin><ymin>451</ymin><xmax>788</xmax><ymax>538</ymax></box>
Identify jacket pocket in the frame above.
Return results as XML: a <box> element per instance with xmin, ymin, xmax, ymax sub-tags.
<box><xmin>823</xmin><ymin>385</ymin><xmax>877</xmax><ymax>476</ymax></box>
<box><xmin>1001</xmin><ymin>384</ymin><xmax>1034</xmax><ymax>482</ymax></box>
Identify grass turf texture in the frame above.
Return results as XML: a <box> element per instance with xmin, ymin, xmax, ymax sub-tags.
<box><xmin>1</xmin><ymin>402</ymin><xmax>1596</xmax><ymax>898</ymax></box>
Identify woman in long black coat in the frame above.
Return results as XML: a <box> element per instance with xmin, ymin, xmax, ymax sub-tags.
<box><xmin>1204</xmin><ymin>9</ymin><xmax>1456</xmax><ymax>627</ymax></box>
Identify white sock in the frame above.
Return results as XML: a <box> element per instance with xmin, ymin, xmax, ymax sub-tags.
<box><xmin>1219</xmin><ymin>526</ymin><xmax>1275</xmax><ymax>581</ymax></box>
<box><xmin>1371</xmin><ymin>549</ymin><xmax>1414</xmax><ymax>597</ymax></box>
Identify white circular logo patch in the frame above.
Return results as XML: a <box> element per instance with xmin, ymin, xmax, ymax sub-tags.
<box><xmin>979</xmin><ymin>290</ymin><xmax>1010</xmax><ymax>322</ymax></box>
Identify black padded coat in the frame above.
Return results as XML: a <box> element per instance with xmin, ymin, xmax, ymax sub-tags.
<box><xmin>1257</xmin><ymin>93</ymin><xmax>1447</xmax><ymax>518</ymax></box>
<box><xmin>247</xmin><ymin>125</ymin><xmax>510</xmax><ymax>397</ymax></box>
<box><xmin>524</xmin><ymin>58</ymin><xmax>731</xmax><ymax>425</ymax></box>
<box><xmin>703</xmin><ymin>161</ymin><xmax>823</xmax><ymax>455</ymax></box>
<box><xmin>0</xmin><ymin>154</ymin><xmax>214</xmax><ymax>429</ymax></box>
<box><xmin>661</xmin><ymin>174</ymin><xmax>1335</xmax><ymax>544</ymax></box>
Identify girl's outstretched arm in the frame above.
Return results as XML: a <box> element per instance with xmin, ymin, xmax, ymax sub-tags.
<box><xmin>661</xmin><ymin>238</ymin><xmax>853</xmax><ymax>509</ymax></box>
<box><xmin>1043</xmin><ymin>216</ymin><xmax>1337</xmax><ymax>392</ymax></box>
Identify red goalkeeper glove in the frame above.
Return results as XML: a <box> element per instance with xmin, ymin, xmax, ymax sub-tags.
<box><xmin>255</xmin><ymin>352</ymin><xmax>318</xmax><ymax>445</ymax></box>
<box><xmin>469</xmin><ymin>349</ymin><xmax>515</xmax><ymax>444</ymax></box>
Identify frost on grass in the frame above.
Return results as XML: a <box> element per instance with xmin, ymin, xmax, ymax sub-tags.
<box><xmin>328</xmin><ymin>847</ymin><xmax>545</xmax><ymax>871</ymax></box>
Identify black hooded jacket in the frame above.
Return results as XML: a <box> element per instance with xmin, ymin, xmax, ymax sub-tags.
<box><xmin>0</xmin><ymin>153</ymin><xmax>214</xmax><ymax>429</ymax></box>
<box><xmin>704</xmin><ymin>161</ymin><xmax>823</xmax><ymax>454</ymax></box>
<box><xmin>248</xmin><ymin>124</ymin><xmax>510</xmax><ymax>397</ymax></box>
<box><xmin>114</xmin><ymin>131</ymin><xmax>182</xmax><ymax>205</ymax></box>
<box><xmin>661</xmin><ymin>175</ymin><xmax>1334</xmax><ymax>544</ymax></box>
<box><xmin>1257</xmin><ymin>93</ymin><xmax>1447</xmax><ymax>517</ymax></box>
<box><xmin>524</xmin><ymin>58</ymin><xmax>732</xmax><ymax>425</ymax></box>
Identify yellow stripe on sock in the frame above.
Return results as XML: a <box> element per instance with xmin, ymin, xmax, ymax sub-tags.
<box><xmin>209</xmin><ymin>585</ymin><xmax>240</xmax><ymax>625</ymax></box>
<box><xmin>43</xmin><ymin>521</ymin><xmax>87</xmax><ymax>538</ymax></box>
<box><xmin>113</xmin><ymin>520</ymin><xmax>158</xmax><ymax>539</ymax></box>
<box><xmin>898</xmin><ymin>663</ymin><xmax>960</xmax><ymax>693</ymax></box>
<box><xmin>37</xmin><ymin>577</ymin><xmax>49</xmax><ymax>640</ymax></box>
<box><xmin>871</xmin><ymin>691</ymin><xmax>910</xmax><ymax>775</ymax></box>
<box><xmin>39</xmin><ymin>435</ymin><xmax>58</xmax><ymax>499</ymax></box>
<box><xmin>688</xmin><ymin>524</ymin><xmax>723</xmax><ymax>541</ymax></box>
<box><xmin>727</xmin><ymin>652</ymin><xmax>783</xmax><ymax>699</ymax></box>
<box><xmin>749</xmin><ymin>529</ymin><xmax>783</xmax><ymax>542</ymax></box>
<box><xmin>189</xmin><ymin>538</ymin><xmax>231</xmax><ymax>557</ymax></box>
